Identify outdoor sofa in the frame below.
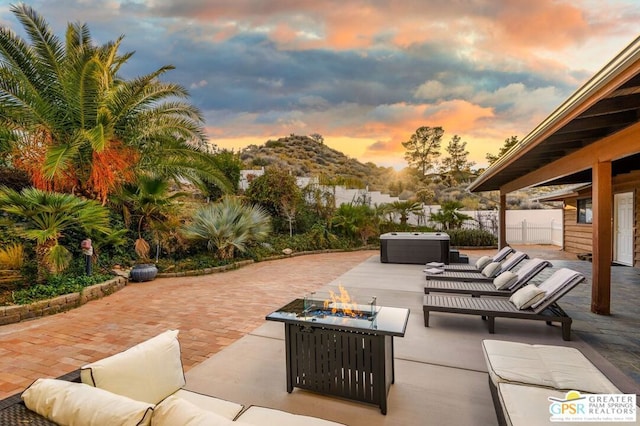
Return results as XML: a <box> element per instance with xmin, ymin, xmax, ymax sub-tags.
<box><xmin>424</xmin><ymin>251</ymin><xmax>529</xmax><ymax>282</ymax></box>
<box><xmin>424</xmin><ymin>258</ymin><xmax>551</xmax><ymax>298</ymax></box>
<box><xmin>482</xmin><ymin>339</ymin><xmax>633</xmax><ymax>426</ymax></box>
<box><xmin>1</xmin><ymin>330</ymin><xmax>344</xmax><ymax>426</ymax></box>
<box><xmin>423</xmin><ymin>268</ymin><xmax>585</xmax><ymax>340</ymax></box>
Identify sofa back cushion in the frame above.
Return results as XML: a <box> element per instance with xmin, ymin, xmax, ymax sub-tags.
<box><xmin>22</xmin><ymin>378</ymin><xmax>153</xmax><ymax>426</ymax></box>
<box><xmin>81</xmin><ymin>330</ymin><xmax>185</xmax><ymax>404</ymax></box>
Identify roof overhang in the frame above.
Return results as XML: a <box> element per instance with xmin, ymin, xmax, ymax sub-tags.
<box><xmin>469</xmin><ymin>36</ymin><xmax>640</xmax><ymax>193</ymax></box>
<box><xmin>532</xmin><ymin>183</ymin><xmax>592</xmax><ymax>202</ymax></box>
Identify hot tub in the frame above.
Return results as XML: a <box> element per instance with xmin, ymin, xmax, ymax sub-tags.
<box><xmin>380</xmin><ymin>232</ymin><xmax>450</xmax><ymax>264</ymax></box>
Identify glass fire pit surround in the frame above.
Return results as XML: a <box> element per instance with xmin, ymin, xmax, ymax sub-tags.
<box><xmin>266</xmin><ymin>296</ymin><xmax>410</xmax><ymax>414</ymax></box>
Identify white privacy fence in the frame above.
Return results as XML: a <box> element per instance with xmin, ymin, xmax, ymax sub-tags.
<box><xmin>506</xmin><ymin>219</ymin><xmax>563</xmax><ymax>246</ymax></box>
<box><xmin>415</xmin><ymin>208</ymin><xmax>563</xmax><ymax>247</ymax></box>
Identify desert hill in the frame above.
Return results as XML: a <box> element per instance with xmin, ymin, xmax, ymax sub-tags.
<box><xmin>239</xmin><ymin>135</ymin><xmax>396</xmax><ymax>190</ymax></box>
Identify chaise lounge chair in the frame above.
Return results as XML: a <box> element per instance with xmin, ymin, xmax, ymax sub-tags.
<box><xmin>424</xmin><ymin>258</ymin><xmax>551</xmax><ymax>297</ymax></box>
<box><xmin>424</xmin><ymin>251</ymin><xmax>528</xmax><ymax>282</ymax></box>
<box><xmin>422</xmin><ymin>268</ymin><xmax>585</xmax><ymax>340</ymax></box>
<box><xmin>437</xmin><ymin>246</ymin><xmax>514</xmax><ymax>271</ymax></box>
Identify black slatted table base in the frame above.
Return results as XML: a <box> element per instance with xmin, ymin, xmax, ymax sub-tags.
<box><xmin>284</xmin><ymin>324</ymin><xmax>393</xmax><ymax>414</ymax></box>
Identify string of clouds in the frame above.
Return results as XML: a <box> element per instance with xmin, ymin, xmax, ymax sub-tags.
<box><xmin>2</xmin><ymin>0</ymin><xmax>639</xmax><ymax>169</ymax></box>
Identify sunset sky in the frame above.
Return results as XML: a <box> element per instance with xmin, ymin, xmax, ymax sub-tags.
<box><xmin>2</xmin><ymin>1</ymin><xmax>640</xmax><ymax>169</ymax></box>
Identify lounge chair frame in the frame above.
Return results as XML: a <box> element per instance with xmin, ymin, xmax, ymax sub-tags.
<box><xmin>442</xmin><ymin>246</ymin><xmax>514</xmax><ymax>272</ymax></box>
<box><xmin>422</xmin><ymin>274</ymin><xmax>584</xmax><ymax>341</ymax></box>
<box><xmin>425</xmin><ymin>252</ymin><xmax>528</xmax><ymax>282</ymax></box>
<box><xmin>424</xmin><ymin>259</ymin><xmax>551</xmax><ymax>297</ymax></box>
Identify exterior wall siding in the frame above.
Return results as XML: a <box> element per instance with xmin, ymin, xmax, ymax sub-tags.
<box><xmin>562</xmin><ymin>171</ymin><xmax>640</xmax><ymax>267</ymax></box>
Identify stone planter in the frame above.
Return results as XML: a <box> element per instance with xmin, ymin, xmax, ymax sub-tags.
<box><xmin>129</xmin><ymin>264</ymin><xmax>158</xmax><ymax>282</ymax></box>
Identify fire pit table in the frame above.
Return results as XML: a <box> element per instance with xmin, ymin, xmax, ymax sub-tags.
<box><xmin>265</xmin><ymin>291</ymin><xmax>410</xmax><ymax>414</ymax></box>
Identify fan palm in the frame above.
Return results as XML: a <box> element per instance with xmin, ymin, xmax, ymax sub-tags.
<box><xmin>182</xmin><ymin>197</ymin><xmax>271</xmax><ymax>259</ymax></box>
<box><xmin>113</xmin><ymin>175</ymin><xmax>186</xmax><ymax>260</ymax></box>
<box><xmin>0</xmin><ymin>186</ymin><xmax>112</xmax><ymax>281</ymax></box>
<box><xmin>389</xmin><ymin>200</ymin><xmax>424</xmax><ymax>226</ymax></box>
<box><xmin>0</xmin><ymin>4</ymin><xmax>230</xmax><ymax>203</ymax></box>
<box><xmin>430</xmin><ymin>200</ymin><xmax>473</xmax><ymax>230</ymax></box>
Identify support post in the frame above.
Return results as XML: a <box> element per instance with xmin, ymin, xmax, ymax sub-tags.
<box><xmin>591</xmin><ymin>161</ymin><xmax>612</xmax><ymax>315</ymax></box>
<box><xmin>498</xmin><ymin>192</ymin><xmax>507</xmax><ymax>249</ymax></box>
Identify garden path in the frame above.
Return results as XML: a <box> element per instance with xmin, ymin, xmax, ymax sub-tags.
<box><xmin>0</xmin><ymin>250</ymin><xmax>375</xmax><ymax>399</ymax></box>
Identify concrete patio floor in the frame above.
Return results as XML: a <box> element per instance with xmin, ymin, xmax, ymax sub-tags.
<box><xmin>184</xmin><ymin>249</ymin><xmax>640</xmax><ymax>425</ymax></box>
<box><xmin>1</xmin><ymin>245</ymin><xmax>639</xmax><ymax>425</ymax></box>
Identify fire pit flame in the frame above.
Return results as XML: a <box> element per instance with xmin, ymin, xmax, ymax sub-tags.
<box><xmin>324</xmin><ymin>284</ymin><xmax>358</xmax><ymax>317</ymax></box>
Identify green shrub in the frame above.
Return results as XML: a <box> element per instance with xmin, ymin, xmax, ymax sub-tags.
<box><xmin>445</xmin><ymin>229</ymin><xmax>497</xmax><ymax>247</ymax></box>
<box><xmin>155</xmin><ymin>253</ymin><xmax>229</xmax><ymax>272</ymax></box>
<box><xmin>12</xmin><ymin>273</ymin><xmax>113</xmax><ymax>305</ymax></box>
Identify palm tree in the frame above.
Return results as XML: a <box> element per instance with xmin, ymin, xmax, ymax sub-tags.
<box><xmin>0</xmin><ymin>187</ymin><xmax>112</xmax><ymax>281</ymax></box>
<box><xmin>113</xmin><ymin>175</ymin><xmax>186</xmax><ymax>261</ymax></box>
<box><xmin>429</xmin><ymin>200</ymin><xmax>473</xmax><ymax>230</ymax></box>
<box><xmin>0</xmin><ymin>4</ymin><xmax>230</xmax><ymax>203</ymax></box>
<box><xmin>388</xmin><ymin>200</ymin><xmax>423</xmax><ymax>226</ymax></box>
<box><xmin>332</xmin><ymin>203</ymin><xmax>379</xmax><ymax>245</ymax></box>
<box><xmin>182</xmin><ymin>197</ymin><xmax>272</xmax><ymax>259</ymax></box>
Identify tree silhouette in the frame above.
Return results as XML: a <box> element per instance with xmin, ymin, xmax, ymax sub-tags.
<box><xmin>402</xmin><ymin>126</ymin><xmax>443</xmax><ymax>178</ymax></box>
<box><xmin>486</xmin><ymin>136</ymin><xmax>519</xmax><ymax>165</ymax></box>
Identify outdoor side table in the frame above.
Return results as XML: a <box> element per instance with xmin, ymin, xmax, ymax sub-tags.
<box><xmin>266</xmin><ymin>298</ymin><xmax>410</xmax><ymax>414</ymax></box>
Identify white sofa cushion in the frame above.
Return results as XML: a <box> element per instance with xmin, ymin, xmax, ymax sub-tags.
<box><xmin>482</xmin><ymin>340</ymin><xmax>620</xmax><ymax>394</ymax></box>
<box><xmin>509</xmin><ymin>284</ymin><xmax>545</xmax><ymax>309</ymax></box>
<box><xmin>22</xmin><ymin>378</ymin><xmax>153</xmax><ymax>426</ymax></box>
<box><xmin>493</xmin><ymin>271</ymin><xmax>518</xmax><ymax>290</ymax></box>
<box><xmin>481</xmin><ymin>261</ymin><xmax>502</xmax><ymax>278</ymax></box>
<box><xmin>237</xmin><ymin>406</ymin><xmax>346</xmax><ymax>426</ymax></box>
<box><xmin>173</xmin><ymin>389</ymin><xmax>243</xmax><ymax>420</ymax></box>
<box><xmin>152</xmin><ymin>395</ymin><xmax>237</xmax><ymax>426</ymax></box>
<box><xmin>81</xmin><ymin>330</ymin><xmax>185</xmax><ymax>404</ymax></box>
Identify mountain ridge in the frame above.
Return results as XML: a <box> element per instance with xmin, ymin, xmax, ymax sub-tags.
<box><xmin>239</xmin><ymin>135</ymin><xmax>395</xmax><ymax>190</ymax></box>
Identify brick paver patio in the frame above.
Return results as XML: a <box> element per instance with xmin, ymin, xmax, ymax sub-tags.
<box><xmin>0</xmin><ymin>251</ymin><xmax>376</xmax><ymax>399</ymax></box>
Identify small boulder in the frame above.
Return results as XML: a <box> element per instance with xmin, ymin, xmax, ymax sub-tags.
<box><xmin>282</xmin><ymin>248</ymin><xmax>293</xmax><ymax>255</ymax></box>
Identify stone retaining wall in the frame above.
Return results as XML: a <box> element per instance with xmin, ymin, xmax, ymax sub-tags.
<box><xmin>0</xmin><ymin>277</ymin><xmax>127</xmax><ymax>326</ymax></box>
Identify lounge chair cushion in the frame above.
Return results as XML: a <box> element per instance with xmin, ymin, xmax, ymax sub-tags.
<box><xmin>493</xmin><ymin>271</ymin><xmax>518</xmax><ymax>290</ymax></box>
<box><xmin>475</xmin><ymin>255</ymin><xmax>492</xmax><ymax>270</ymax></box>
<box><xmin>497</xmin><ymin>383</ymin><xmax>578</xmax><ymax>426</ymax></box>
<box><xmin>530</xmin><ymin>268</ymin><xmax>581</xmax><ymax>310</ymax></box>
<box><xmin>22</xmin><ymin>378</ymin><xmax>153</xmax><ymax>426</ymax></box>
<box><xmin>509</xmin><ymin>284</ymin><xmax>545</xmax><ymax>309</ymax></box>
<box><xmin>152</xmin><ymin>395</ymin><xmax>236</xmax><ymax>426</ymax></box>
<box><xmin>81</xmin><ymin>330</ymin><xmax>185</xmax><ymax>405</ymax></box>
<box><xmin>481</xmin><ymin>262</ymin><xmax>502</xmax><ymax>278</ymax></box>
<box><xmin>482</xmin><ymin>340</ymin><xmax>621</xmax><ymax>394</ymax></box>
<box><xmin>493</xmin><ymin>246</ymin><xmax>513</xmax><ymax>261</ymax></box>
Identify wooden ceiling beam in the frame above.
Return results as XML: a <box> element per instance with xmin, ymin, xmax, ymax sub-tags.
<box><xmin>554</xmin><ymin>110</ymin><xmax>639</xmax><ymax>134</ymax></box>
<box><xmin>578</xmin><ymin>93</ymin><xmax>640</xmax><ymax>118</ymax></box>
<box><xmin>500</xmin><ymin>121</ymin><xmax>640</xmax><ymax>193</ymax></box>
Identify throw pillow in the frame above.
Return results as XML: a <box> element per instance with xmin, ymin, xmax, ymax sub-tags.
<box><xmin>81</xmin><ymin>329</ymin><xmax>185</xmax><ymax>405</ymax></box>
<box><xmin>493</xmin><ymin>271</ymin><xmax>518</xmax><ymax>290</ymax></box>
<box><xmin>509</xmin><ymin>285</ymin><xmax>546</xmax><ymax>310</ymax></box>
<box><xmin>475</xmin><ymin>255</ymin><xmax>492</xmax><ymax>270</ymax></box>
<box><xmin>481</xmin><ymin>262</ymin><xmax>502</xmax><ymax>278</ymax></box>
<box><xmin>152</xmin><ymin>395</ymin><xmax>235</xmax><ymax>426</ymax></box>
<box><xmin>22</xmin><ymin>378</ymin><xmax>153</xmax><ymax>426</ymax></box>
